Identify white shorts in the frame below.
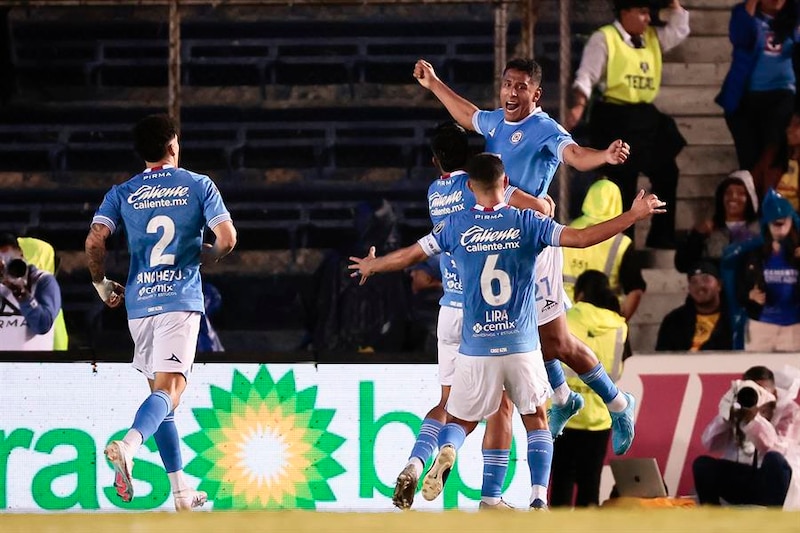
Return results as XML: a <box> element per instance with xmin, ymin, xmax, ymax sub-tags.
<box><xmin>128</xmin><ymin>311</ymin><xmax>201</xmax><ymax>380</ymax></box>
<box><xmin>446</xmin><ymin>350</ymin><xmax>552</xmax><ymax>422</ymax></box>
<box><xmin>437</xmin><ymin>305</ymin><xmax>462</xmax><ymax>386</ymax></box>
<box><xmin>535</xmin><ymin>246</ymin><xmax>566</xmax><ymax>326</ymax></box>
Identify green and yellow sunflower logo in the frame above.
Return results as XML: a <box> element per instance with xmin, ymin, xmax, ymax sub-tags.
<box><xmin>184</xmin><ymin>366</ymin><xmax>346</xmax><ymax>509</ymax></box>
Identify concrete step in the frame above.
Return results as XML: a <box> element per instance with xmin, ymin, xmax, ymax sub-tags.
<box><xmin>687</xmin><ymin>9</ymin><xmax>730</xmax><ymax>35</ymax></box>
<box><xmin>642</xmin><ymin>266</ymin><xmax>688</xmax><ymax>293</ymax></box>
<box><xmin>677</xmin><ymin>144</ymin><xmax>737</xmax><ymax>175</ymax></box>
<box><xmin>677</xmin><ymin>116</ymin><xmax>734</xmax><ymax>145</ymax></box>
<box><xmin>662</xmin><ymin>62</ymin><xmax>729</xmax><ymax>86</ymax></box>
<box><xmin>636</xmin><ymin>248</ymin><xmax>677</xmax><ymax>270</ymax></box>
<box><xmin>665</xmin><ymin>36</ymin><xmax>731</xmax><ymax>63</ymax></box>
<box><xmin>629</xmin><ymin>323</ymin><xmax>661</xmax><ymax>353</ymax></box>
<box><xmin>677</xmin><ymin>174</ymin><xmax>727</xmax><ymax>199</ymax></box>
<box><xmin>629</xmin><ymin>291</ymin><xmax>686</xmax><ymax>325</ymax></box>
<box><xmin>675</xmin><ymin>196</ymin><xmax>716</xmax><ymax>230</ymax></box>
<box><xmin>656</xmin><ymin>86</ymin><xmax>723</xmax><ymax>116</ymax></box>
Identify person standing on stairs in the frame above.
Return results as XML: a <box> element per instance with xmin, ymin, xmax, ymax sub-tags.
<box><xmin>565</xmin><ymin>0</ymin><xmax>690</xmax><ymax>249</ymax></box>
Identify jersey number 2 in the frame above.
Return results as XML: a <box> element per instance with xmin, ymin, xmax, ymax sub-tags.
<box><xmin>480</xmin><ymin>254</ymin><xmax>512</xmax><ymax>306</ymax></box>
<box><xmin>147</xmin><ymin>215</ymin><xmax>176</xmax><ymax>267</ymax></box>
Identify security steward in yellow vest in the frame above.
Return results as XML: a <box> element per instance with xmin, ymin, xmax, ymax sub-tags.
<box><xmin>550</xmin><ymin>270</ymin><xmax>629</xmax><ymax>507</ymax></box>
<box><xmin>566</xmin><ymin>0</ymin><xmax>690</xmax><ymax>249</ymax></box>
<box><xmin>563</xmin><ymin>178</ymin><xmax>647</xmax><ymax>321</ymax></box>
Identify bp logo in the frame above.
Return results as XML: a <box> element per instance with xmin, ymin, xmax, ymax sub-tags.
<box><xmin>184</xmin><ymin>366</ymin><xmax>346</xmax><ymax>509</ymax></box>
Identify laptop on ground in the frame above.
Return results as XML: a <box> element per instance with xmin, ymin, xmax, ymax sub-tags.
<box><xmin>610</xmin><ymin>458</ymin><xmax>668</xmax><ymax>498</ymax></box>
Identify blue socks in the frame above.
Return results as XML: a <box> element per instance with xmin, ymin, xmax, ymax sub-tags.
<box><xmin>410</xmin><ymin>418</ymin><xmax>444</xmax><ymax>464</ymax></box>
<box><xmin>132</xmin><ymin>390</ymin><xmax>172</xmax><ymax>443</ymax></box>
<box><xmin>482</xmin><ymin>449</ymin><xmax>509</xmax><ymax>498</ymax></box>
<box><xmin>437</xmin><ymin>423</ymin><xmax>467</xmax><ymax>450</ymax></box>
<box><xmin>153</xmin><ymin>411</ymin><xmax>182</xmax><ymax>473</ymax></box>
<box><xmin>527</xmin><ymin>429</ymin><xmax>553</xmax><ymax>488</ymax></box>
<box><xmin>545</xmin><ymin>359</ymin><xmax>566</xmax><ymax>390</ymax></box>
<box><xmin>579</xmin><ymin>363</ymin><xmax>619</xmax><ymax>404</ymax></box>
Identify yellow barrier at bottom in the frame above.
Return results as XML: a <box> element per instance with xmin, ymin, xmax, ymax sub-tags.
<box><xmin>0</xmin><ymin>508</ymin><xmax>797</xmax><ymax>533</ymax></box>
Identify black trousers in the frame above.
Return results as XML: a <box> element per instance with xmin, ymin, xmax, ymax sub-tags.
<box><xmin>589</xmin><ymin>101</ymin><xmax>685</xmax><ymax>247</ymax></box>
<box><xmin>725</xmin><ymin>89</ymin><xmax>795</xmax><ymax>172</ymax></box>
<box><xmin>692</xmin><ymin>451</ymin><xmax>793</xmax><ymax>507</ymax></box>
<box><xmin>550</xmin><ymin>427</ymin><xmax>611</xmax><ymax>507</ymax></box>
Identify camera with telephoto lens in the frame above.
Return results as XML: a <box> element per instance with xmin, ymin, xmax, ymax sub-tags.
<box><xmin>4</xmin><ymin>258</ymin><xmax>28</xmax><ymax>282</ymax></box>
<box><xmin>732</xmin><ymin>379</ymin><xmax>775</xmax><ymax>410</ymax></box>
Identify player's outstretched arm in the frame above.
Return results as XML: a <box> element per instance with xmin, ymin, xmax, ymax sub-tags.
<box><xmin>85</xmin><ymin>223</ymin><xmax>125</xmax><ymax>308</ymax></box>
<box><xmin>203</xmin><ymin>220</ymin><xmax>238</xmax><ymax>264</ymax></box>
<box><xmin>349</xmin><ymin>243</ymin><xmax>429</xmax><ymax>285</ymax></box>
<box><xmin>508</xmin><ymin>188</ymin><xmax>553</xmax><ymax>217</ymax></box>
<box><xmin>562</xmin><ymin>139</ymin><xmax>630</xmax><ymax>171</ymax></box>
<box><xmin>414</xmin><ymin>59</ymin><xmax>479</xmax><ymax>131</ymax></box>
<box><xmin>560</xmin><ymin>190</ymin><xmax>666</xmax><ymax>248</ymax></box>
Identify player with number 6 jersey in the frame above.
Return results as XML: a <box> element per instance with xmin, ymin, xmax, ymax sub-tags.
<box><xmin>85</xmin><ymin>114</ymin><xmax>237</xmax><ymax>513</ymax></box>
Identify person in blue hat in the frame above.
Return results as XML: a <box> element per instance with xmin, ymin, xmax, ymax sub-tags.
<box><xmin>723</xmin><ymin>189</ymin><xmax>800</xmax><ymax>351</ymax></box>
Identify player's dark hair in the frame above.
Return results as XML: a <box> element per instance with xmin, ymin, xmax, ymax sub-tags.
<box><xmin>466</xmin><ymin>153</ymin><xmax>505</xmax><ymax>191</ymax></box>
<box><xmin>0</xmin><ymin>232</ymin><xmax>20</xmax><ymax>249</ymax></box>
<box><xmin>743</xmin><ymin>366</ymin><xmax>774</xmax><ymax>383</ymax></box>
<box><xmin>503</xmin><ymin>58</ymin><xmax>542</xmax><ymax>85</ymax></box>
<box><xmin>133</xmin><ymin>114</ymin><xmax>179</xmax><ymax>163</ymax></box>
<box><xmin>431</xmin><ymin>122</ymin><xmax>469</xmax><ymax>173</ymax></box>
<box><xmin>574</xmin><ymin>270</ymin><xmax>621</xmax><ymax>314</ymax></box>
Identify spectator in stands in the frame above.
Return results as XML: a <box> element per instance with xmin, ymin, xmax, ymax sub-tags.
<box><xmin>406</xmin><ymin>254</ymin><xmax>442</xmax><ymax>356</ymax></box>
<box><xmin>0</xmin><ymin>232</ymin><xmax>62</xmax><ymax>350</ymax></box>
<box><xmin>655</xmin><ymin>260</ymin><xmax>733</xmax><ymax>351</ymax></box>
<box><xmin>716</xmin><ymin>0</ymin><xmax>800</xmax><ymax>172</ymax></box>
<box><xmin>551</xmin><ymin>270</ymin><xmax>629</xmax><ymax>508</ymax></box>
<box><xmin>307</xmin><ymin>198</ymin><xmax>411</xmax><ymax>353</ymax></box>
<box><xmin>752</xmin><ymin>113</ymin><xmax>800</xmax><ymax>210</ymax></box>
<box><xmin>563</xmin><ymin>178</ymin><xmax>647</xmax><ymax>321</ymax></box>
<box><xmin>674</xmin><ymin>171</ymin><xmax>760</xmax><ymax>274</ymax></box>
<box><xmin>693</xmin><ymin>365</ymin><xmax>799</xmax><ymax>509</ymax></box>
<box><xmin>566</xmin><ymin>0</ymin><xmax>690</xmax><ymax>249</ymax></box>
<box><xmin>197</xmin><ymin>281</ymin><xmax>224</xmax><ymax>352</ymax></box>
<box><xmin>17</xmin><ymin>235</ymin><xmax>69</xmax><ymax>350</ymax></box>
<box><xmin>729</xmin><ymin>189</ymin><xmax>800</xmax><ymax>351</ymax></box>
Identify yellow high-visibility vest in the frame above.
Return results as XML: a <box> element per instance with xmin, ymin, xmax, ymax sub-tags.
<box><xmin>562</xmin><ymin>233</ymin><xmax>631</xmax><ymax>301</ymax></box>
<box><xmin>17</xmin><ymin>237</ymin><xmax>69</xmax><ymax>351</ymax></box>
<box><xmin>601</xmin><ymin>24</ymin><xmax>661</xmax><ymax>104</ymax></box>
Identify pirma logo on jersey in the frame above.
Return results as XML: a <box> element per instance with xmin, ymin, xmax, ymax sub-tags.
<box><xmin>183</xmin><ymin>366</ymin><xmax>346</xmax><ymax>509</ymax></box>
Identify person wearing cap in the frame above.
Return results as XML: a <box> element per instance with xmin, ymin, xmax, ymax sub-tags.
<box><xmin>674</xmin><ymin>171</ymin><xmax>761</xmax><ymax>274</ymax></box>
<box><xmin>656</xmin><ymin>260</ymin><xmax>733</xmax><ymax>351</ymax></box>
<box><xmin>716</xmin><ymin>0</ymin><xmax>800</xmax><ymax>173</ymax></box>
<box><xmin>726</xmin><ymin>189</ymin><xmax>800</xmax><ymax>351</ymax></box>
<box><xmin>563</xmin><ymin>178</ymin><xmax>647</xmax><ymax>321</ymax></box>
<box><xmin>565</xmin><ymin>0</ymin><xmax>689</xmax><ymax>249</ymax></box>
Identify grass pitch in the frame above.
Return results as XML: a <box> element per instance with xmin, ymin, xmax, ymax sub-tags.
<box><xmin>0</xmin><ymin>508</ymin><xmax>797</xmax><ymax>533</ymax></box>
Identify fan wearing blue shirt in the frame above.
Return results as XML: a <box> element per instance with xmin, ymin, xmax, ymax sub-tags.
<box><xmin>349</xmin><ymin>153</ymin><xmax>665</xmax><ymax>509</ymax></box>
<box><xmin>414</xmin><ymin>57</ymin><xmax>639</xmax><ymax>456</ymax></box>
<box><xmin>85</xmin><ymin>114</ymin><xmax>237</xmax><ymax>512</ymax></box>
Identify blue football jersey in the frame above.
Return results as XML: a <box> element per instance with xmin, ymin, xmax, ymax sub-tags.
<box><xmin>473</xmin><ymin>108</ymin><xmax>575</xmax><ymax>197</ymax></box>
<box><xmin>419</xmin><ymin>203</ymin><xmax>565</xmax><ymax>356</ymax></box>
<box><xmin>427</xmin><ymin>170</ymin><xmax>515</xmax><ymax>309</ymax></box>
<box><xmin>92</xmin><ymin>165</ymin><xmax>232</xmax><ymax>319</ymax></box>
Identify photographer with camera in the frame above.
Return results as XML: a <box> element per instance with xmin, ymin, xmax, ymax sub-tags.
<box><xmin>0</xmin><ymin>233</ymin><xmax>62</xmax><ymax>350</ymax></box>
<box><xmin>693</xmin><ymin>365</ymin><xmax>800</xmax><ymax>509</ymax></box>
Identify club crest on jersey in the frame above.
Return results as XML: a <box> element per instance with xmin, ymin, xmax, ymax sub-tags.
<box><xmin>510</xmin><ymin>130</ymin><xmax>524</xmax><ymax>144</ymax></box>
<box><xmin>432</xmin><ymin>221</ymin><xmax>446</xmax><ymax>235</ymax></box>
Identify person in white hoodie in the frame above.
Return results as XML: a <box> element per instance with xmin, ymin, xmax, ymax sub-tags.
<box><xmin>693</xmin><ymin>365</ymin><xmax>800</xmax><ymax>510</ymax></box>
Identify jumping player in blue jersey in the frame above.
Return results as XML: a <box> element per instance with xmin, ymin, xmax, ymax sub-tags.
<box><xmin>414</xmin><ymin>57</ymin><xmax>639</xmax><ymax>456</ymax></box>
<box><xmin>349</xmin><ymin>154</ymin><xmax>664</xmax><ymax>509</ymax></box>
<box><xmin>393</xmin><ymin>123</ymin><xmax>556</xmax><ymax>510</ymax></box>
<box><xmin>85</xmin><ymin>114</ymin><xmax>237</xmax><ymax>511</ymax></box>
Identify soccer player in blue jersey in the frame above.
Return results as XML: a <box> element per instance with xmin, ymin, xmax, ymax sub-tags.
<box><xmin>414</xmin><ymin>57</ymin><xmax>639</xmax><ymax>455</ymax></box>
<box><xmin>393</xmin><ymin>123</ymin><xmax>555</xmax><ymax>510</ymax></box>
<box><xmin>85</xmin><ymin>114</ymin><xmax>237</xmax><ymax>511</ymax></box>
<box><xmin>350</xmin><ymin>154</ymin><xmax>664</xmax><ymax>508</ymax></box>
